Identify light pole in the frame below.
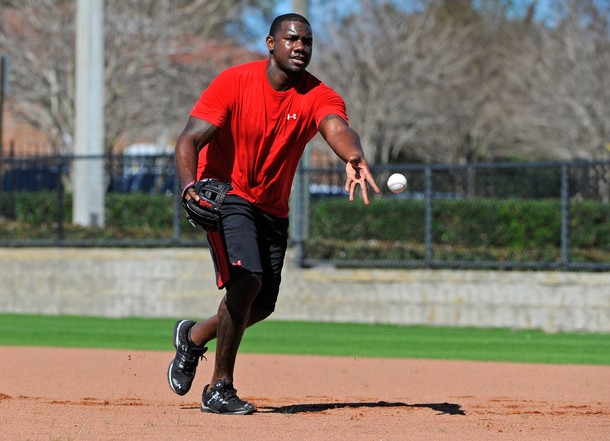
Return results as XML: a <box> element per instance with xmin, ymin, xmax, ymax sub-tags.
<box><xmin>291</xmin><ymin>0</ymin><xmax>309</xmax><ymax>15</ymax></box>
<box><xmin>290</xmin><ymin>0</ymin><xmax>311</xmax><ymax>266</ymax></box>
<box><xmin>72</xmin><ymin>0</ymin><xmax>105</xmax><ymax>227</ymax></box>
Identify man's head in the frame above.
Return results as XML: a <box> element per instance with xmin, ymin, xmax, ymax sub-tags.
<box><xmin>268</xmin><ymin>13</ymin><xmax>311</xmax><ymax>38</ymax></box>
<box><xmin>266</xmin><ymin>13</ymin><xmax>313</xmax><ymax>75</ymax></box>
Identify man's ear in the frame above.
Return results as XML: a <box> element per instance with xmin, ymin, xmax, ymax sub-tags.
<box><xmin>266</xmin><ymin>35</ymin><xmax>274</xmax><ymax>54</ymax></box>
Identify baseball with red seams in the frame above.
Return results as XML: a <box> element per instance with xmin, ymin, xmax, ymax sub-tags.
<box><xmin>387</xmin><ymin>173</ymin><xmax>407</xmax><ymax>193</ymax></box>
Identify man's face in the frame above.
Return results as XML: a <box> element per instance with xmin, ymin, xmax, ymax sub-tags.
<box><xmin>267</xmin><ymin>21</ymin><xmax>313</xmax><ymax>74</ymax></box>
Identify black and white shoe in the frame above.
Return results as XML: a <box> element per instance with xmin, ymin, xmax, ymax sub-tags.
<box><xmin>167</xmin><ymin>320</ymin><xmax>207</xmax><ymax>396</ymax></box>
<box><xmin>201</xmin><ymin>380</ymin><xmax>256</xmax><ymax>415</ymax></box>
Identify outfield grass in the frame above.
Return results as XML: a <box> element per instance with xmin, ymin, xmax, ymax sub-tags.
<box><xmin>1</xmin><ymin>314</ymin><xmax>608</xmax><ymax>365</ymax></box>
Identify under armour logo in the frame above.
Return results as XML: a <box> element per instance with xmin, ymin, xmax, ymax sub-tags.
<box><xmin>287</xmin><ymin>113</ymin><xmax>297</xmax><ymax>120</ymax></box>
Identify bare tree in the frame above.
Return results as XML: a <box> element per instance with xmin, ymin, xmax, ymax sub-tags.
<box><xmin>505</xmin><ymin>0</ymin><xmax>610</xmax><ymax>161</ymax></box>
<box><xmin>314</xmin><ymin>0</ymin><xmax>530</xmax><ymax>164</ymax></box>
<box><xmin>0</xmin><ymin>1</ymin><xmax>75</xmax><ymax>153</ymax></box>
<box><xmin>3</xmin><ymin>0</ymin><xmax>607</xmax><ymax>163</ymax></box>
<box><xmin>0</xmin><ymin>0</ymin><xmax>270</xmax><ymax>153</ymax></box>
<box><xmin>314</xmin><ymin>0</ymin><xmax>609</xmax><ymax>164</ymax></box>
<box><xmin>103</xmin><ymin>0</ymin><xmax>268</xmax><ymax>151</ymax></box>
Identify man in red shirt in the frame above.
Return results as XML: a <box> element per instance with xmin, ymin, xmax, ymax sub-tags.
<box><xmin>168</xmin><ymin>13</ymin><xmax>379</xmax><ymax>415</ymax></box>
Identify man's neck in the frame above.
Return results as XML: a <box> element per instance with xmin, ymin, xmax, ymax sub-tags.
<box><xmin>266</xmin><ymin>59</ymin><xmax>304</xmax><ymax>92</ymax></box>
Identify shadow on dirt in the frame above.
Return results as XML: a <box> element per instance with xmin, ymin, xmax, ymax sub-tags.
<box><xmin>260</xmin><ymin>401</ymin><xmax>466</xmax><ymax>415</ymax></box>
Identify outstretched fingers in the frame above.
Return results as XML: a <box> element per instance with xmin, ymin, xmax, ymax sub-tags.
<box><xmin>344</xmin><ymin>158</ymin><xmax>380</xmax><ymax>205</ymax></box>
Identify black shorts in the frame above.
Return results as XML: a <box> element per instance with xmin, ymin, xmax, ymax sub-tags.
<box><xmin>206</xmin><ymin>195</ymin><xmax>289</xmax><ymax>312</ymax></box>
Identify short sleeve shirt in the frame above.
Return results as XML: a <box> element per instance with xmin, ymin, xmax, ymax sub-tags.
<box><xmin>190</xmin><ymin>60</ymin><xmax>348</xmax><ymax>217</ymax></box>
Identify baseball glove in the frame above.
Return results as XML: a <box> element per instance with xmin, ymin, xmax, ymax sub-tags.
<box><xmin>182</xmin><ymin>179</ymin><xmax>232</xmax><ymax>231</ymax></box>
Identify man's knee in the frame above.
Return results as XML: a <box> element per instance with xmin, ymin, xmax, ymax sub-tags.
<box><xmin>239</xmin><ymin>272</ymin><xmax>262</xmax><ymax>294</ymax></box>
<box><xmin>225</xmin><ymin>272</ymin><xmax>263</xmax><ymax>317</ymax></box>
<box><xmin>249</xmin><ymin>303</ymin><xmax>273</xmax><ymax>325</ymax></box>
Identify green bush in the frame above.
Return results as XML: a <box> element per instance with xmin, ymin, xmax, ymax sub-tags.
<box><xmin>570</xmin><ymin>201</ymin><xmax>610</xmax><ymax>248</ymax></box>
<box><xmin>307</xmin><ymin>198</ymin><xmax>609</xmax><ymax>263</ymax></box>
<box><xmin>0</xmin><ymin>191</ymin><xmax>204</xmax><ymax>241</ymax></box>
<box><xmin>105</xmin><ymin>193</ymin><xmax>173</xmax><ymax>228</ymax></box>
<box><xmin>310</xmin><ymin>198</ymin><xmax>425</xmax><ymax>241</ymax></box>
<box><xmin>432</xmin><ymin>199</ymin><xmax>561</xmax><ymax>248</ymax></box>
<box><xmin>2</xmin><ymin>192</ymin><xmax>608</xmax><ymax>265</ymax></box>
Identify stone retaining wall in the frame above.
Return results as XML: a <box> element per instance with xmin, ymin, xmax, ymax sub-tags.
<box><xmin>1</xmin><ymin>248</ymin><xmax>608</xmax><ymax>333</ymax></box>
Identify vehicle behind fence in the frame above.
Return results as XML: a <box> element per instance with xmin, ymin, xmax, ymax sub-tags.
<box><xmin>1</xmin><ymin>153</ymin><xmax>609</xmax><ymax>271</ymax></box>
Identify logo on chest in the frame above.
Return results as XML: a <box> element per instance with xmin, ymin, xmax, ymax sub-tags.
<box><xmin>286</xmin><ymin>113</ymin><xmax>298</xmax><ymax>121</ymax></box>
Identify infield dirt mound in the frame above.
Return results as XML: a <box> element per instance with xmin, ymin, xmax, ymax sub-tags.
<box><xmin>0</xmin><ymin>346</ymin><xmax>608</xmax><ymax>440</ymax></box>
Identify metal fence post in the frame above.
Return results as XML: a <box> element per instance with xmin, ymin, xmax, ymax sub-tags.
<box><xmin>293</xmin><ymin>164</ymin><xmax>306</xmax><ymax>267</ymax></box>
<box><xmin>425</xmin><ymin>165</ymin><xmax>433</xmax><ymax>267</ymax></box>
<box><xmin>172</xmin><ymin>170</ymin><xmax>181</xmax><ymax>244</ymax></box>
<box><xmin>561</xmin><ymin>165</ymin><xmax>570</xmax><ymax>270</ymax></box>
<box><xmin>55</xmin><ymin>156</ymin><xmax>65</xmax><ymax>242</ymax></box>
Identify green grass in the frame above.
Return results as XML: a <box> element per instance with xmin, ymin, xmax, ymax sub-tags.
<box><xmin>1</xmin><ymin>313</ymin><xmax>608</xmax><ymax>365</ymax></box>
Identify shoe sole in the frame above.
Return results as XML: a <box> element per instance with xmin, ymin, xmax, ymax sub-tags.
<box><xmin>200</xmin><ymin>404</ymin><xmax>256</xmax><ymax>415</ymax></box>
<box><xmin>167</xmin><ymin>361</ymin><xmax>188</xmax><ymax>396</ymax></box>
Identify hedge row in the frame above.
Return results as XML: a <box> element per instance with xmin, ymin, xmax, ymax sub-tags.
<box><xmin>0</xmin><ymin>192</ymin><xmax>201</xmax><ymax>241</ymax></box>
<box><xmin>310</xmin><ymin>198</ymin><xmax>610</xmax><ymax>249</ymax></box>
<box><xmin>2</xmin><ymin>194</ymin><xmax>609</xmax><ymax>261</ymax></box>
<box><xmin>306</xmin><ymin>198</ymin><xmax>610</xmax><ymax>263</ymax></box>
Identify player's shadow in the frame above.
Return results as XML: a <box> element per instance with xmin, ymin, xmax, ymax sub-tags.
<box><xmin>259</xmin><ymin>400</ymin><xmax>465</xmax><ymax>415</ymax></box>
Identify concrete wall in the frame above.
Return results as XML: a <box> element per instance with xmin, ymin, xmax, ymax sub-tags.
<box><xmin>1</xmin><ymin>248</ymin><xmax>608</xmax><ymax>333</ymax></box>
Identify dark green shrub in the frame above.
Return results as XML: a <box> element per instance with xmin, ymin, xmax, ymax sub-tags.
<box><xmin>307</xmin><ymin>197</ymin><xmax>609</xmax><ymax>262</ymax></box>
<box><xmin>3</xmin><ymin>192</ymin><xmax>608</xmax><ymax>265</ymax></box>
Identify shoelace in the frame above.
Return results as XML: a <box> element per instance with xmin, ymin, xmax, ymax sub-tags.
<box><xmin>177</xmin><ymin>351</ymin><xmax>203</xmax><ymax>374</ymax></box>
<box><xmin>220</xmin><ymin>387</ymin><xmax>238</xmax><ymax>401</ymax></box>
<box><xmin>210</xmin><ymin>386</ymin><xmax>241</xmax><ymax>404</ymax></box>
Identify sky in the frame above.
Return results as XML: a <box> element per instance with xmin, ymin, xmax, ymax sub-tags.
<box><xmin>269</xmin><ymin>0</ymin><xmax>554</xmax><ymax>21</ymax></box>
<box><xmin>244</xmin><ymin>0</ymin><xmax>559</xmax><ymax>52</ymax></box>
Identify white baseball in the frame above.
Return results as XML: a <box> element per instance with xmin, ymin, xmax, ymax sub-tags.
<box><xmin>387</xmin><ymin>173</ymin><xmax>407</xmax><ymax>193</ymax></box>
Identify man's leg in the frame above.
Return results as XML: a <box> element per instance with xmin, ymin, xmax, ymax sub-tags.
<box><xmin>167</xmin><ymin>291</ymin><xmax>271</xmax><ymax>397</ymax></box>
<box><xmin>199</xmin><ymin>272</ymin><xmax>262</xmax><ymax>415</ymax></box>
<box><xmin>210</xmin><ymin>272</ymin><xmax>261</xmax><ymax>383</ymax></box>
<box><xmin>188</xmin><ymin>301</ymin><xmax>272</xmax><ymax>347</ymax></box>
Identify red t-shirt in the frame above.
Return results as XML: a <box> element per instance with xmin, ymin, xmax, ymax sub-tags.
<box><xmin>190</xmin><ymin>60</ymin><xmax>348</xmax><ymax>218</ymax></box>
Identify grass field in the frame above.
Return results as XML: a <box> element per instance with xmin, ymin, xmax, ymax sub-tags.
<box><xmin>1</xmin><ymin>313</ymin><xmax>608</xmax><ymax>365</ymax></box>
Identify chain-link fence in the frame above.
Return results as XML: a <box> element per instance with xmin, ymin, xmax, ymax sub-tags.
<box><xmin>294</xmin><ymin>160</ymin><xmax>610</xmax><ymax>271</ymax></box>
<box><xmin>1</xmin><ymin>154</ymin><xmax>609</xmax><ymax>271</ymax></box>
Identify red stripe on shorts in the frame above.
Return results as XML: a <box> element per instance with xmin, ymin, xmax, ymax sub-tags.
<box><xmin>207</xmin><ymin>230</ymin><xmax>231</xmax><ymax>289</ymax></box>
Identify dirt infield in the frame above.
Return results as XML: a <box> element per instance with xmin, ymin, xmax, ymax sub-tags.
<box><xmin>1</xmin><ymin>346</ymin><xmax>608</xmax><ymax>440</ymax></box>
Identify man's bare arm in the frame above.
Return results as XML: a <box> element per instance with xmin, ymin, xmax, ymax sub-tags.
<box><xmin>174</xmin><ymin>116</ymin><xmax>219</xmax><ymax>192</ymax></box>
<box><xmin>318</xmin><ymin>115</ymin><xmax>380</xmax><ymax>204</ymax></box>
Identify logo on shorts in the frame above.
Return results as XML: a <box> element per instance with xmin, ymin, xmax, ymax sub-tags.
<box><xmin>232</xmin><ymin>260</ymin><xmax>242</xmax><ymax>267</ymax></box>
<box><xmin>286</xmin><ymin>113</ymin><xmax>297</xmax><ymax>120</ymax></box>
